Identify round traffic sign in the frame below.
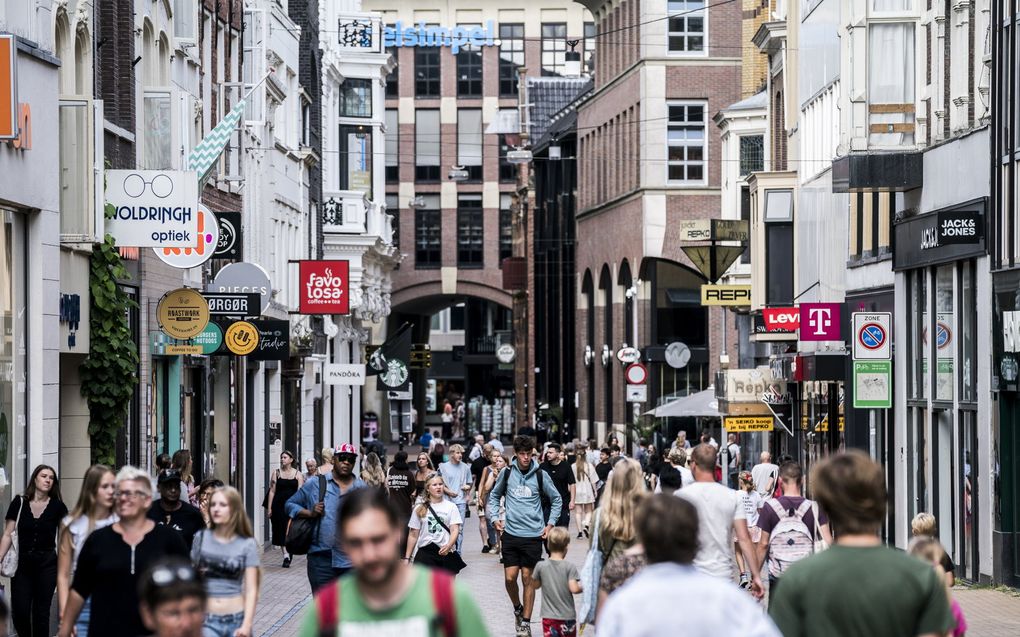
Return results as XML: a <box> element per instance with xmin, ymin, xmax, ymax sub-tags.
<box><xmin>224</xmin><ymin>321</ymin><xmax>260</xmax><ymax>356</ymax></box>
<box><xmin>625</xmin><ymin>363</ymin><xmax>648</xmax><ymax>385</ymax></box>
<box><xmin>858</xmin><ymin>322</ymin><xmax>887</xmax><ymax>350</ymax></box>
<box><xmin>936</xmin><ymin>321</ymin><xmax>952</xmax><ymax>349</ymax></box>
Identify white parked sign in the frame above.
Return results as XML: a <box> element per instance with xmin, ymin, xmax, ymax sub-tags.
<box><xmin>852</xmin><ymin>312</ymin><xmax>892</xmax><ymax>360</ymax></box>
<box><xmin>324</xmin><ymin>363</ymin><xmax>366</xmax><ymax>385</ymax></box>
<box><xmin>106</xmin><ymin>170</ymin><xmax>199</xmax><ymax>247</ymax></box>
<box><xmin>626</xmin><ymin>384</ymin><xmax>647</xmax><ymax>403</ymax></box>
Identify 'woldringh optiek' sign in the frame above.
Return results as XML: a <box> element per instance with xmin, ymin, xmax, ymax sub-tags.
<box><xmin>106</xmin><ymin>170</ymin><xmax>199</xmax><ymax>247</ymax></box>
<box><xmin>384</xmin><ymin>21</ymin><xmax>495</xmax><ymax>54</ymax></box>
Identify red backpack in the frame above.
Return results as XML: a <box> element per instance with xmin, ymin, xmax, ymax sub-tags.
<box><xmin>315</xmin><ymin>569</ymin><xmax>457</xmax><ymax>637</ymax></box>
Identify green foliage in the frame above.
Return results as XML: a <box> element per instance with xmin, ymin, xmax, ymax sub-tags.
<box><xmin>79</xmin><ymin>201</ymin><xmax>139</xmax><ymax>465</ymax></box>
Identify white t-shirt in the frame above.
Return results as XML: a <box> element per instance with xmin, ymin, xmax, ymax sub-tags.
<box><xmin>63</xmin><ymin>513</ymin><xmax>119</xmax><ymax>574</ymax></box>
<box><xmin>750</xmin><ymin>462</ymin><xmax>780</xmax><ymax>497</ymax></box>
<box><xmin>739</xmin><ymin>490</ymin><xmax>763</xmax><ymax>527</ymax></box>
<box><xmin>408</xmin><ymin>499</ymin><xmax>462</xmax><ymax>550</ymax></box>
<box><xmin>597</xmin><ymin>563</ymin><xmax>781</xmax><ymax>637</ymax></box>
<box><xmin>675</xmin><ymin>481</ymin><xmax>745</xmax><ymax>579</ymax></box>
<box><xmin>490</xmin><ymin>438</ymin><xmax>505</xmax><ymax>454</ymax></box>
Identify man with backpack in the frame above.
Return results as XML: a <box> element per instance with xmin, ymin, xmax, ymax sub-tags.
<box><xmin>300</xmin><ymin>488</ymin><xmax>489</xmax><ymax>636</ymax></box>
<box><xmin>286</xmin><ymin>443</ymin><xmax>367</xmax><ymax>592</ymax></box>
<box><xmin>487</xmin><ymin>435</ymin><xmax>563</xmax><ymax>637</ymax></box>
<box><xmin>755</xmin><ymin>461</ymin><xmax>832</xmax><ymax>603</ymax></box>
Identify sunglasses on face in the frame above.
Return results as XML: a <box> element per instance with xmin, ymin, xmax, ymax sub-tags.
<box><xmin>147</xmin><ymin>565</ymin><xmax>198</xmax><ymax>586</ymax></box>
<box><xmin>335</xmin><ymin>453</ymin><xmax>357</xmax><ymax>464</ymax></box>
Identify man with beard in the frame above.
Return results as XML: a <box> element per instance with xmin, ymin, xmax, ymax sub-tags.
<box><xmin>298</xmin><ymin>488</ymin><xmax>488</xmax><ymax>636</ymax></box>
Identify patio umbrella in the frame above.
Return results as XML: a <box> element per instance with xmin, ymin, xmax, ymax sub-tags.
<box><xmin>645</xmin><ymin>387</ymin><xmax>721</xmax><ymax>418</ymax></box>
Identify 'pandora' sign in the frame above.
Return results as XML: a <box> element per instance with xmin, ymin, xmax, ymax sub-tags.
<box><xmin>299</xmin><ymin>260</ymin><xmax>350</xmax><ymax>315</ymax></box>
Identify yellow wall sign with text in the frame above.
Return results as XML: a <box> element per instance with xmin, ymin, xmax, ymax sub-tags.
<box><xmin>724</xmin><ymin>416</ymin><xmax>774</xmax><ymax>432</ymax></box>
<box><xmin>225</xmin><ymin>321</ymin><xmax>260</xmax><ymax>356</ymax></box>
<box><xmin>701</xmin><ymin>285</ymin><xmax>751</xmax><ymax>306</ymax></box>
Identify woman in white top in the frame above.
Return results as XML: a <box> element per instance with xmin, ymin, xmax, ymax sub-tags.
<box><xmin>57</xmin><ymin>464</ymin><xmax>118</xmax><ymax>637</ymax></box>
<box><xmin>572</xmin><ymin>443</ymin><xmax>599</xmax><ymax>539</ymax></box>
<box><xmin>404</xmin><ymin>473</ymin><xmax>465</xmax><ymax>575</ymax></box>
<box><xmin>734</xmin><ymin>470</ymin><xmax>763</xmax><ymax>589</ymax></box>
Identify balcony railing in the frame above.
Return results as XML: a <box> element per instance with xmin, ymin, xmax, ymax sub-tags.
<box><xmin>471</xmin><ymin>331</ymin><xmax>513</xmax><ymax>355</ymax></box>
<box><xmin>322</xmin><ymin>190</ymin><xmax>368</xmax><ymax>234</ymax></box>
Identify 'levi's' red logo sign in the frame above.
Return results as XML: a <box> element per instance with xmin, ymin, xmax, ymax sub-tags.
<box><xmin>763</xmin><ymin>308</ymin><xmax>800</xmax><ymax>332</ymax></box>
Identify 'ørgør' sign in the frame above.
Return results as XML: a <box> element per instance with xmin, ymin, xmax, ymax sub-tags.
<box><xmin>299</xmin><ymin>260</ymin><xmax>350</xmax><ymax>315</ymax></box>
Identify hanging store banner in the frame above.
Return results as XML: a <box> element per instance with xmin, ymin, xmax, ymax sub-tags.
<box><xmin>799</xmin><ymin>303</ymin><xmax>842</xmax><ymax>341</ymax></box>
<box><xmin>191</xmin><ymin>322</ymin><xmax>224</xmax><ymax>355</ymax></box>
<box><xmin>383</xmin><ymin>21</ymin><xmax>495</xmax><ymax>54</ymax></box>
<box><xmin>700</xmin><ymin>284</ymin><xmax>751</xmax><ymax>306</ymax></box>
<box><xmin>893</xmin><ymin>198</ymin><xmax>986</xmax><ymax>270</ymax></box>
<box><xmin>106</xmin><ymin>170</ymin><xmax>200</xmax><ymax>247</ymax></box>
<box><xmin>224</xmin><ymin>321</ymin><xmax>260</xmax><ymax>356</ymax></box>
<box><xmin>203</xmin><ymin>292</ymin><xmax>261</xmax><ymax>319</ymax></box>
<box><xmin>213</xmin><ymin>212</ymin><xmax>242</xmax><ymax>260</ymax></box>
<box><xmin>299</xmin><ymin>260</ymin><xmax>350</xmax><ymax>315</ymax></box>
<box><xmin>154</xmin><ymin>204</ymin><xmax>219</xmax><ymax>268</ymax></box>
<box><xmin>324</xmin><ymin>363</ymin><xmax>367</xmax><ymax>385</ymax></box>
<box><xmin>724</xmin><ymin>416</ymin><xmax>774</xmax><ymax>433</ymax></box>
<box><xmin>0</xmin><ymin>35</ymin><xmax>16</xmax><ymax>140</ymax></box>
<box><xmin>156</xmin><ymin>288</ymin><xmax>210</xmax><ymax>340</ymax></box>
<box><xmin>247</xmin><ymin>319</ymin><xmax>290</xmax><ymax>361</ymax></box>
<box><xmin>208</xmin><ymin>262</ymin><xmax>272</xmax><ymax>314</ymax></box>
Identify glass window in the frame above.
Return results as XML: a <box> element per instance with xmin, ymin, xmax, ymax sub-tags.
<box><xmin>59</xmin><ymin>101</ymin><xmax>91</xmax><ymax>238</ymax></box>
<box><xmin>415</xmin><ymin>195</ymin><xmax>441</xmax><ymax>268</ymax></box>
<box><xmin>909</xmin><ymin>269</ymin><xmax>929</xmax><ymax>400</ymax></box>
<box><xmin>499</xmin><ymin>24</ymin><xmax>525</xmax><ymax>96</ymax></box>
<box><xmin>960</xmin><ymin>262</ymin><xmax>976</xmax><ymax>402</ymax></box>
<box><xmin>385</xmin><ymin>109</ymin><xmax>399</xmax><ymax>183</ymax></box>
<box><xmin>667</xmin><ymin>1</ymin><xmax>706</xmax><ymax>54</ymax></box>
<box><xmin>173</xmin><ymin>0</ymin><xmax>197</xmax><ymax>42</ymax></box>
<box><xmin>385</xmin><ymin>46</ymin><xmax>399</xmax><ymax>98</ymax></box>
<box><xmin>667</xmin><ymin>102</ymin><xmax>706</xmax><ymax>183</ymax></box>
<box><xmin>739</xmin><ymin>135</ymin><xmax>764</xmax><ymax>176</ymax></box>
<box><xmin>765</xmin><ymin>221</ymin><xmax>793</xmax><ymax>305</ymax></box>
<box><xmin>584</xmin><ymin>22</ymin><xmax>597</xmax><ymax>73</ymax></box>
<box><xmin>415</xmin><ymin>110</ymin><xmax>441</xmax><ymax>182</ymax></box>
<box><xmin>868</xmin><ymin>23</ymin><xmax>915</xmax><ymax>145</ymax></box>
<box><xmin>457</xmin><ymin>25</ymin><xmax>483</xmax><ymax>97</ymax></box>
<box><xmin>500</xmin><ymin>193</ymin><xmax>514</xmax><ymax>263</ymax></box>
<box><xmin>457</xmin><ymin>194</ymin><xmax>484</xmax><ymax>267</ymax></box>
<box><xmin>764</xmin><ymin>190</ymin><xmax>794</xmax><ymax>221</ymax></box>
<box><xmin>499</xmin><ymin>131</ymin><xmax>517</xmax><ymax>182</ymax></box>
<box><xmin>457</xmin><ymin>109</ymin><xmax>483</xmax><ymax>181</ymax></box>
<box><xmin>142</xmin><ymin>91</ymin><xmax>172</xmax><ymax>169</ymax></box>
<box><xmin>415</xmin><ymin>48</ymin><xmax>441</xmax><ymax>97</ymax></box>
<box><xmin>338</xmin><ymin>124</ymin><xmax>373</xmax><ymax>196</ymax></box>
<box><xmin>541</xmin><ymin>23</ymin><xmax>567</xmax><ymax>76</ymax></box>
<box><xmin>740</xmin><ymin>185</ymin><xmax>751</xmax><ymax>264</ymax></box>
<box><xmin>339</xmin><ymin>78</ymin><xmax>372</xmax><ymax>118</ymax></box>
<box><xmin>0</xmin><ymin>211</ymin><xmax>26</xmax><ymax>517</ymax></box>
<box><xmin>450</xmin><ymin>304</ymin><xmax>466</xmax><ymax>331</ymax></box>
<box><xmin>301</xmin><ymin>100</ymin><xmax>311</xmax><ymax>147</ymax></box>
<box><xmin>386</xmin><ymin>194</ymin><xmax>399</xmax><ymax>248</ymax></box>
<box><xmin>935</xmin><ymin>265</ymin><xmax>955</xmax><ymax>401</ymax></box>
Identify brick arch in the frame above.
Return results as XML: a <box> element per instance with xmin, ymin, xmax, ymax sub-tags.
<box><xmin>390</xmin><ymin>280</ymin><xmax>512</xmax><ymax>315</ymax></box>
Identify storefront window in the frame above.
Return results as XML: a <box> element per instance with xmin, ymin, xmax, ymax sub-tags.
<box><xmin>0</xmin><ymin>210</ymin><xmax>26</xmax><ymax>515</ymax></box>
<box><xmin>935</xmin><ymin>265</ymin><xmax>955</xmax><ymax>401</ymax></box>
<box><xmin>909</xmin><ymin>269</ymin><xmax>928</xmax><ymax>399</ymax></box>
<box><xmin>960</xmin><ymin>263</ymin><xmax>977</xmax><ymax>402</ymax></box>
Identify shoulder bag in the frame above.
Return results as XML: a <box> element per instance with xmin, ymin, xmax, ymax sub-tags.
<box><xmin>286</xmin><ymin>475</ymin><xmax>326</xmax><ymax>555</ymax></box>
<box><xmin>811</xmin><ymin>500</ymin><xmax>829</xmax><ymax>553</ymax></box>
<box><xmin>425</xmin><ymin>502</ymin><xmax>467</xmax><ymax>573</ymax></box>
<box><xmin>1</xmin><ymin>496</ymin><xmax>23</xmax><ymax>577</ymax></box>
<box><xmin>578</xmin><ymin>509</ymin><xmax>605</xmax><ymax>625</ymax></box>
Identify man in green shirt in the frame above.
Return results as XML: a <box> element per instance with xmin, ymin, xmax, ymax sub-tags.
<box><xmin>299</xmin><ymin>487</ymin><xmax>489</xmax><ymax>637</ymax></box>
<box><xmin>769</xmin><ymin>451</ymin><xmax>955</xmax><ymax>637</ymax></box>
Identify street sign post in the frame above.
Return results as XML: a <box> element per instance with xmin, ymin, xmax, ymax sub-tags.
<box><xmin>624</xmin><ymin>363</ymin><xmax>648</xmax><ymax>385</ymax></box>
<box><xmin>852</xmin><ymin>312</ymin><xmax>892</xmax><ymax>360</ymax></box>
<box><xmin>852</xmin><ymin>360</ymin><xmax>893</xmax><ymax>409</ymax></box>
<box><xmin>626</xmin><ymin>384</ymin><xmax>647</xmax><ymax>402</ymax></box>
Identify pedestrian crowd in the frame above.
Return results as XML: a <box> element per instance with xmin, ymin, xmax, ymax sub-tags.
<box><xmin>0</xmin><ymin>430</ymin><xmax>972</xmax><ymax>637</ymax></box>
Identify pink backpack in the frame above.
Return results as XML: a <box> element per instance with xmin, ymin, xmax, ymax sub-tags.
<box><xmin>765</xmin><ymin>499</ymin><xmax>816</xmax><ymax>578</ymax></box>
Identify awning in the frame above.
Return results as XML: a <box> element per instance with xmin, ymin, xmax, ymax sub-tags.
<box><xmin>646</xmin><ymin>387</ymin><xmax>721</xmax><ymax>418</ymax></box>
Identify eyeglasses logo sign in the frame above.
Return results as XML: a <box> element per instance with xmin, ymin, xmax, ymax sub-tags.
<box><xmin>106</xmin><ymin>170</ymin><xmax>199</xmax><ymax>247</ymax></box>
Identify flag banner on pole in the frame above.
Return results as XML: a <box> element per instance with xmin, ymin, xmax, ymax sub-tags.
<box><xmin>188</xmin><ymin>100</ymin><xmax>246</xmax><ymax>182</ymax></box>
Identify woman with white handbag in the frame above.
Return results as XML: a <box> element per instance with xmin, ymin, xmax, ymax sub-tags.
<box><xmin>0</xmin><ymin>464</ymin><xmax>68</xmax><ymax>637</ymax></box>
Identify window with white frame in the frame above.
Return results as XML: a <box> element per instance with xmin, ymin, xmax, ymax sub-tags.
<box><xmin>541</xmin><ymin>23</ymin><xmax>567</xmax><ymax>76</ymax></box>
<box><xmin>457</xmin><ymin>109</ymin><xmax>483</xmax><ymax>181</ymax></box>
<box><xmin>868</xmin><ymin>22</ymin><xmax>915</xmax><ymax>146</ymax></box>
<box><xmin>667</xmin><ymin>1</ymin><xmax>706</xmax><ymax>54</ymax></box>
<box><xmin>667</xmin><ymin>102</ymin><xmax>706</xmax><ymax>183</ymax></box>
<box><xmin>739</xmin><ymin>135</ymin><xmax>764</xmax><ymax>176</ymax></box>
<box><xmin>174</xmin><ymin>0</ymin><xmax>197</xmax><ymax>43</ymax></box>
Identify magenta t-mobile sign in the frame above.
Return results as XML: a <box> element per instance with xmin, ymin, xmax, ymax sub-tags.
<box><xmin>799</xmin><ymin>303</ymin><xmax>842</xmax><ymax>341</ymax></box>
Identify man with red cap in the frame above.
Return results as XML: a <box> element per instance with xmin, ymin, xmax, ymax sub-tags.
<box><xmin>287</xmin><ymin>442</ymin><xmax>367</xmax><ymax>591</ymax></box>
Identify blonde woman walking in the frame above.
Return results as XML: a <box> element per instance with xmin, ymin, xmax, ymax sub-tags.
<box><xmin>57</xmin><ymin>464</ymin><xmax>118</xmax><ymax>637</ymax></box>
<box><xmin>593</xmin><ymin>458</ymin><xmax>646</xmax><ymax>618</ymax></box>
<box><xmin>360</xmin><ymin>452</ymin><xmax>387</xmax><ymax>487</ymax></box>
<box><xmin>404</xmin><ymin>473</ymin><xmax>466</xmax><ymax>575</ymax></box>
<box><xmin>572</xmin><ymin>443</ymin><xmax>598</xmax><ymax>539</ymax></box>
<box><xmin>192</xmin><ymin>487</ymin><xmax>261</xmax><ymax>637</ymax></box>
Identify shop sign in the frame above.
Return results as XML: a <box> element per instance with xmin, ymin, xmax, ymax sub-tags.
<box><xmin>154</xmin><ymin>205</ymin><xmax>219</xmax><ymax>268</ymax></box>
<box><xmin>191</xmin><ymin>322</ymin><xmax>223</xmax><ymax>355</ymax></box>
<box><xmin>203</xmin><ymin>292</ymin><xmax>260</xmax><ymax>318</ymax></box>
<box><xmin>814</xmin><ymin>416</ymin><xmax>846</xmax><ymax>432</ymax></box>
<box><xmin>207</xmin><ymin>262</ymin><xmax>272</xmax><ymax>314</ymax></box>
<box><xmin>724</xmin><ymin>416</ymin><xmax>774</xmax><ymax>432</ymax></box>
<box><xmin>0</xmin><ymin>35</ymin><xmax>16</xmax><ymax>140</ymax></box>
<box><xmin>156</xmin><ymin>288</ymin><xmax>210</xmax><ymax>340</ymax></box>
<box><xmin>298</xmin><ymin>260</ymin><xmax>350</xmax><ymax>315</ymax></box>
<box><xmin>893</xmin><ymin>199</ymin><xmax>987</xmax><ymax>270</ymax></box>
<box><xmin>324</xmin><ymin>363</ymin><xmax>366</xmax><ymax>385</ymax></box>
<box><xmin>720</xmin><ymin>367</ymin><xmax>773</xmax><ymax>403</ymax></box>
<box><xmin>762</xmin><ymin>307</ymin><xmax>799</xmax><ymax>332</ymax></box>
<box><xmin>383</xmin><ymin>21</ymin><xmax>495</xmax><ymax>54</ymax></box>
<box><xmin>496</xmin><ymin>344</ymin><xmax>516</xmax><ymax>364</ymax></box>
<box><xmin>165</xmin><ymin>345</ymin><xmax>202</xmax><ymax>355</ymax></box>
<box><xmin>799</xmin><ymin>303</ymin><xmax>842</xmax><ymax>341</ymax></box>
<box><xmin>224</xmin><ymin>321</ymin><xmax>260</xmax><ymax>356</ymax></box>
<box><xmin>626</xmin><ymin>384</ymin><xmax>647</xmax><ymax>403</ymax></box>
<box><xmin>213</xmin><ymin>212</ymin><xmax>242</xmax><ymax>260</ymax></box>
<box><xmin>616</xmin><ymin>346</ymin><xmax>640</xmax><ymax>364</ymax></box>
<box><xmin>106</xmin><ymin>171</ymin><xmax>200</xmax><ymax>247</ymax></box>
<box><xmin>1004</xmin><ymin>310</ymin><xmax>1020</xmax><ymax>353</ymax></box>
<box><xmin>248</xmin><ymin>319</ymin><xmax>290</xmax><ymax>361</ymax></box>
<box><xmin>701</xmin><ymin>284</ymin><xmax>751</xmax><ymax>306</ymax></box>
<box><xmin>852</xmin><ymin>360</ymin><xmax>892</xmax><ymax>409</ymax></box>
<box><xmin>852</xmin><ymin>312</ymin><xmax>892</xmax><ymax>360</ymax></box>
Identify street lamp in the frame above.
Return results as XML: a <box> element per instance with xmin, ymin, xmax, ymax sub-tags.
<box><xmin>506</xmin><ymin>147</ymin><xmax>533</xmax><ymax>164</ymax></box>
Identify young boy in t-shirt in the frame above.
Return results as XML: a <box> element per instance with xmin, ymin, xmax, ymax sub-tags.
<box><xmin>531</xmin><ymin>526</ymin><xmax>582</xmax><ymax>637</ymax></box>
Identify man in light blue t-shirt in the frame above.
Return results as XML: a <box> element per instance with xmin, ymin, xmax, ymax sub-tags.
<box><xmin>438</xmin><ymin>444</ymin><xmax>473</xmax><ymax>552</ymax></box>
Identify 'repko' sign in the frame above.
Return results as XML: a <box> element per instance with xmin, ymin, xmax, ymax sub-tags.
<box><xmin>299</xmin><ymin>260</ymin><xmax>350</xmax><ymax>315</ymax></box>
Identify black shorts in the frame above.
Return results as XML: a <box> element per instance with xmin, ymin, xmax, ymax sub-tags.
<box><xmin>501</xmin><ymin>533</ymin><xmax>544</xmax><ymax>569</ymax></box>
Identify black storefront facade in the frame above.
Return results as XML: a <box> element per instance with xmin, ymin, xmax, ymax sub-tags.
<box><xmin>893</xmin><ymin>199</ymin><xmax>986</xmax><ymax>583</ymax></box>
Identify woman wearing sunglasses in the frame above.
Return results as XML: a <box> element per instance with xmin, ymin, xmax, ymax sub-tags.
<box><xmin>404</xmin><ymin>473</ymin><xmax>466</xmax><ymax>575</ymax></box>
<box><xmin>58</xmin><ymin>466</ymin><xmax>189</xmax><ymax>637</ymax></box>
<box><xmin>139</xmin><ymin>557</ymin><xmax>208</xmax><ymax>637</ymax></box>
<box><xmin>192</xmin><ymin>487</ymin><xmax>260</xmax><ymax>637</ymax></box>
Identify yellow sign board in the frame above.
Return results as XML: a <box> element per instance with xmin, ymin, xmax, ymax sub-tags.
<box><xmin>701</xmin><ymin>285</ymin><xmax>751</xmax><ymax>306</ymax></box>
<box><xmin>815</xmin><ymin>416</ymin><xmax>845</xmax><ymax>432</ymax></box>
<box><xmin>156</xmin><ymin>288</ymin><xmax>210</xmax><ymax>340</ymax></box>
<box><xmin>164</xmin><ymin>345</ymin><xmax>202</xmax><ymax>355</ymax></box>
<box><xmin>724</xmin><ymin>416</ymin><xmax>774</xmax><ymax>432</ymax></box>
<box><xmin>225</xmin><ymin>321</ymin><xmax>260</xmax><ymax>356</ymax></box>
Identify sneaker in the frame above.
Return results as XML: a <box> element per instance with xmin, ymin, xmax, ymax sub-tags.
<box><xmin>482</xmin><ymin>545</ymin><xmax>491</xmax><ymax>554</ymax></box>
<box><xmin>516</xmin><ymin>622</ymin><xmax>532</xmax><ymax>637</ymax></box>
<box><xmin>513</xmin><ymin>605</ymin><xmax>525</xmax><ymax>631</ymax></box>
<box><xmin>738</xmin><ymin>572</ymin><xmax>750</xmax><ymax>589</ymax></box>
<box><xmin>282</xmin><ymin>556</ymin><xmax>291</xmax><ymax>568</ymax></box>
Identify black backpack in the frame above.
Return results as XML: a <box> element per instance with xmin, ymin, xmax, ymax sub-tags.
<box><xmin>498</xmin><ymin>465</ymin><xmax>553</xmax><ymax>522</ymax></box>
<box><xmin>285</xmin><ymin>475</ymin><xmax>326</xmax><ymax>555</ymax></box>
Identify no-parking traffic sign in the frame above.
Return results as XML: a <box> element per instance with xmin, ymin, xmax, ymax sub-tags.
<box><xmin>852</xmin><ymin>312</ymin><xmax>891</xmax><ymax>360</ymax></box>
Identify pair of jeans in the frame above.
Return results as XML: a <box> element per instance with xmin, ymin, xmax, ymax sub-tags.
<box><xmin>202</xmin><ymin>610</ymin><xmax>244</xmax><ymax>637</ymax></box>
<box><xmin>75</xmin><ymin>596</ymin><xmax>92</xmax><ymax>637</ymax></box>
<box><xmin>306</xmin><ymin>550</ymin><xmax>350</xmax><ymax>592</ymax></box>
<box><xmin>454</xmin><ymin>503</ymin><xmax>467</xmax><ymax>552</ymax></box>
<box><xmin>11</xmin><ymin>551</ymin><xmax>57</xmax><ymax>637</ymax></box>
<box><xmin>485</xmin><ymin>516</ymin><xmax>498</xmax><ymax>547</ymax></box>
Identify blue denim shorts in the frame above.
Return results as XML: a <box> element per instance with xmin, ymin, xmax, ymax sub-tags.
<box><xmin>203</xmin><ymin>611</ymin><xmax>244</xmax><ymax>637</ymax></box>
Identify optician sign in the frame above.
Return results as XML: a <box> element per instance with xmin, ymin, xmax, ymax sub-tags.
<box><xmin>106</xmin><ymin>170</ymin><xmax>200</xmax><ymax>247</ymax></box>
<box><xmin>383</xmin><ymin>21</ymin><xmax>496</xmax><ymax>54</ymax></box>
<box><xmin>154</xmin><ymin>205</ymin><xmax>219</xmax><ymax>268</ymax></box>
